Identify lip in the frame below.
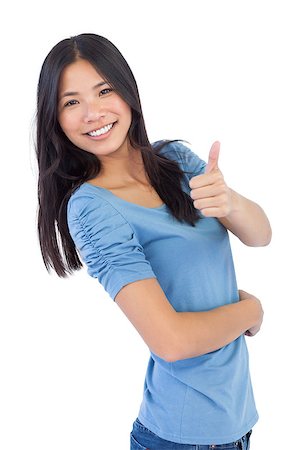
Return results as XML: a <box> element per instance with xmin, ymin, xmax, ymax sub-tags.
<box><xmin>85</xmin><ymin>123</ymin><xmax>116</xmax><ymax>141</ymax></box>
<box><xmin>85</xmin><ymin>122</ymin><xmax>116</xmax><ymax>136</ymax></box>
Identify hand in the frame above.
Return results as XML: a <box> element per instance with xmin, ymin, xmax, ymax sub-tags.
<box><xmin>239</xmin><ymin>289</ymin><xmax>264</xmax><ymax>337</ymax></box>
<box><xmin>189</xmin><ymin>141</ymin><xmax>232</xmax><ymax>218</ymax></box>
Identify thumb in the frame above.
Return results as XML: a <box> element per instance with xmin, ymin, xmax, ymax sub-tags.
<box><xmin>205</xmin><ymin>141</ymin><xmax>220</xmax><ymax>173</ymax></box>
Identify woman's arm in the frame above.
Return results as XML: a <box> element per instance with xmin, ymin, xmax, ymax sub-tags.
<box><xmin>189</xmin><ymin>142</ymin><xmax>272</xmax><ymax>247</ymax></box>
<box><xmin>218</xmin><ymin>189</ymin><xmax>272</xmax><ymax>246</ymax></box>
<box><xmin>115</xmin><ymin>278</ymin><xmax>263</xmax><ymax>362</ymax></box>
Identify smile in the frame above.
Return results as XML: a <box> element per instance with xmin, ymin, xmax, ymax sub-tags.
<box><xmin>86</xmin><ymin>123</ymin><xmax>115</xmax><ymax>137</ymax></box>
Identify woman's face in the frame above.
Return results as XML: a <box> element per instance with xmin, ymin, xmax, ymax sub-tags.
<box><xmin>57</xmin><ymin>58</ymin><xmax>132</xmax><ymax>159</ymax></box>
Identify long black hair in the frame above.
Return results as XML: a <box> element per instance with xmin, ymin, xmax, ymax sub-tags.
<box><xmin>36</xmin><ymin>33</ymin><xmax>200</xmax><ymax>277</ymax></box>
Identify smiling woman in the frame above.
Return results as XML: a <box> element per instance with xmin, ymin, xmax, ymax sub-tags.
<box><xmin>57</xmin><ymin>59</ymin><xmax>132</xmax><ymax>157</ymax></box>
<box><xmin>35</xmin><ymin>33</ymin><xmax>270</xmax><ymax>449</ymax></box>
<box><xmin>36</xmin><ymin>33</ymin><xmax>199</xmax><ymax>277</ymax></box>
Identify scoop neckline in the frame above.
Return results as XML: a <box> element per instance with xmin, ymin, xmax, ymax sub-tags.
<box><xmin>83</xmin><ymin>182</ymin><xmax>166</xmax><ymax>210</ymax></box>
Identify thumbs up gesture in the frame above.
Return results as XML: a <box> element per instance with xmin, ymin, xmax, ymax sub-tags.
<box><xmin>189</xmin><ymin>141</ymin><xmax>232</xmax><ymax>218</ymax></box>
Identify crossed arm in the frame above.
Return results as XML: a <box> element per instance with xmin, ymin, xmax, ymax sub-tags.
<box><xmin>116</xmin><ymin>279</ymin><xmax>264</xmax><ymax>362</ymax></box>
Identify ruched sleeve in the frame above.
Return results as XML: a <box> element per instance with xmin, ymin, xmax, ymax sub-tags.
<box><xmin>67</xmin><ymin>191</ymin><xmax>156</xmax><ymax>300</ymax></box>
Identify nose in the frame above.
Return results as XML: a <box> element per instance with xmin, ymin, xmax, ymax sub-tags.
<box><xmin>83</xmin><ymin>101</ymin><xmax>106</xmax><ymax>123</ymax></box>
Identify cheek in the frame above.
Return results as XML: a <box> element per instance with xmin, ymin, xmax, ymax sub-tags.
<box><xmin>116</xmin><ymin>98</ymin><xmax>132</xmax><ymax>122</ymax></box>
<box><xmin>58</xmin><ymin>114</ymin><xmax>77</xmax><ymax>136</ymax></box>
<box><xmin>58</xmin><ymin>119</ymin><xmax>82</xmax><ymax>149</ymax></box>
<box><xmin>126</xmin><ymin>107</ymin><xmax>132</xmax><ymax>124</ymax></box>
<box><xmin>124</xmin><ymin>108</ymin><xmax>132</xmax><ymax>129</ymax></box>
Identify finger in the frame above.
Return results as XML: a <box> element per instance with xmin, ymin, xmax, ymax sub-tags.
<box><xmin>205</xmin><ymin>141</ymin><xmax>220</xmax><ymax>174</ymax></box>
<box><xmin>193</xmin><ymin>196</ymin><xmax>221</xmax><ymax>210</ymax></box>
<box><xmin>200</xmin><ymin>207</ymin><xmax>225</xmax><ymax>218</ymax></box>
<box><xmin>193</xmin><ymin>192</ymin><xmax>230</xmax><ymax>214</ymax></box>
<box><xmin>190</xmin><ymin>184</ymin><xmax>221</xmax><ymax>200</ymax></box>
<box><xmin>189</xmin><ymin>171</ymin><xmax>220</xmax><ymax>189</ymax></box>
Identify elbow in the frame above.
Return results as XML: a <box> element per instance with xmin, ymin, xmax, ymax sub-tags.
<box><xmin>159</xmin><ymin>350</ymin><xmax>185</xmax><ymax>363</ymax></box>
<box><xmin>156</xmin><ymin>338</ymin><xmax>205</xmax><ymax>363</ymax></box>
<box><xmin>257</xmin><ymin>221</ymin><xmax>273</xmax><ymax>247</ymax></box>
<box><xmin>259</xmin><ymin>224</ymin><xmax>272</xmax><ymax>246</ymax></box>
<box><xmin>265</xmin><ymin>226</ymin><xmax>273</xmax><ymax>246</ymax></box>
<box><xmin>148</xmin><ymin>316</ymin><xmax>192</xmax><ymax>363</ymax></box>
<box><xmin>244</xmin><ymin>225</ymin><xmax>272</xmax><ymax>247</ymax></box>
<box><xmin>153</xmin><ymin>317</ymin><xmax>209</xmax><ymax>362</ymax></box>
<box><xmin>152</xmin><ymin>338</ymin><xmax>188</xmax><ymax>363</ymax></box>
<box><xmin>162</xmin><ymin>346</ymin><xmax>206</xmax><ymax>363</ymax></box>
<box><xmin>153</xmin><ymin>344</ymin><xmax>183</xmax><ymax>363</ymax></box>
<box><xmin>160</xmin><ymin>349</ymin><xmax>183</xmax><ymax>363</ymax></box>
<box><xmin>258</xmin><ymin>232</ymin><xmax>272</xmax><ymax>247</ymax></box>
<box><xmin>261</xmin><ymin>232</ymin><xmax>272</xmax><ymax>247</ymax></box>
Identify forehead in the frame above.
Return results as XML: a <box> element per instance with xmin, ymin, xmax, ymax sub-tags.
<box><xmin>59</xmin><ymin>59</ymin><xmax>105</xmax><ymax>92</ymax></box>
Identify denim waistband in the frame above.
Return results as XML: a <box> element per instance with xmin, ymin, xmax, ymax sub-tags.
<box><xmin>131</xmin><ymin>418</ymin><xmax>252</xmax><ymax>449</ymax></box>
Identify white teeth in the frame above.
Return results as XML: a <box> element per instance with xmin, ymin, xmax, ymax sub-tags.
<box><xmin>88</xmin><ymin>123</ymin><xmax>114</xmax><ymax>137</ymax></box>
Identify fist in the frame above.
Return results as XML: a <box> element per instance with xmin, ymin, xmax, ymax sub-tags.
<box><xmin>189</xmin><ymin>141</ymin><xmax>232</xmax><ymax>218</ymax></box>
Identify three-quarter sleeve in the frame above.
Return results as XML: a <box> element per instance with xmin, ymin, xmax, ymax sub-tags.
<box><xmin>67</xmin><ymin>192</ymin><xmax>156</xmax><ymax>300</ymax></box>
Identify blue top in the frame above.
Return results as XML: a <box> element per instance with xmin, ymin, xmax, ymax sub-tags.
<box><xmin>67</xmin><ymin>141</ymin><xmax>258</xmax><ymax>445</ymax></box>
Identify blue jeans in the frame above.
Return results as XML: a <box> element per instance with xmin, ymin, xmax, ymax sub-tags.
<box><xmin>130</xmin><ymin>418</ymin><xmax>252</xmax><ymax>450</ymax></box>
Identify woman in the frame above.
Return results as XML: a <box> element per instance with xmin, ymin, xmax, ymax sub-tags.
<box><xmin>36</xmin><ymin>33</ymin><xmax>271</xmax><ymax>449</ymax></box>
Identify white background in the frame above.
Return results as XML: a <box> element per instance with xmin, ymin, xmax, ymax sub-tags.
<box><xmin>1</xmin><ymin>1</ymin><xmax>299</xmax><ymax>448</ymax></box>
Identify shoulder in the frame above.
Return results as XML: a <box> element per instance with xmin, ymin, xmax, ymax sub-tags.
<box><xmin>152</xmin><ymin>140</ymin><xmax>206</xmax><ymax>174</ymax></box>
<box><xmin>68</xmin><ymin>183</ymin><xmax>103</xmax><ymax>217</ymax></box>
<box><xmin>67</xmin><ymin>183</ymin><xmax>126</xmax><ymax>231</ymax></box>
<box><xmin>152</xmin><ymin>139</ymin><xmax>193</xmax><ymax>160</ymax></box>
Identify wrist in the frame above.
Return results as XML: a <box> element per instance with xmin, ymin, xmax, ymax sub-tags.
<box><xmin>247</xmin><ymin>297</ymin><xmax>263</xmax><ymax>326</ymax></box>
<box><xmin>226</xmin><ymin>189</ymin><xmax>242</xmax><ymax>218</ymax></box>
<box><xmin>239</xmin><ymin>294</ymin><xmax>262</xmax><ymax>328</ymax></box>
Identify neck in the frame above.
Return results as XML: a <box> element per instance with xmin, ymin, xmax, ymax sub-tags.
<box><xmin>94</xmin><ymin>145</ymin><xmax>148</xmax><ymax>187</ymax></box>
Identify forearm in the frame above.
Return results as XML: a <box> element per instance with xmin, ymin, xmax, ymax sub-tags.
<box><xmin>169</xmin><ymin>298</ymin><xmax>261</xmax><ymax>362</ymax></box>
<box><xmin>116</xmin><ymin>279</ymin><xmax>263</xmax><ymax>363</ymax></box>
<box><xmin>219</xmin><ymin>189</ymin><xmax>272</xmax><ymax>246</ymax></box>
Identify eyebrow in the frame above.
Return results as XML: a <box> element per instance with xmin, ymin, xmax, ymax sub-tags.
<box><xmin>59</xmin><ymin>81</ymin><xmax>108</xmax><ymax>101</ymax></box>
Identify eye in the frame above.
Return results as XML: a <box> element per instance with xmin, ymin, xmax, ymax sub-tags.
<box><xmin>64</xmin><ymin>99</ymin><xmax>79</xmax><ymax>107</ymax></box>
<box><xmin>99</xmin><ymin>87</ymin><xmax>113</xmax><ymax>96</ymax></box>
